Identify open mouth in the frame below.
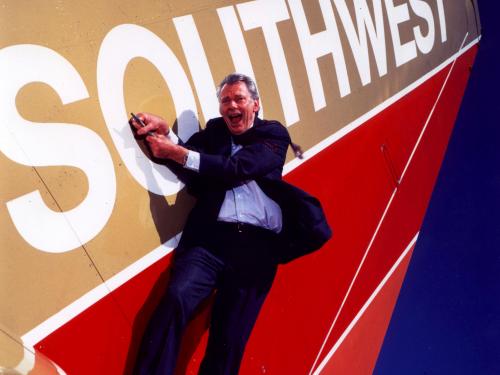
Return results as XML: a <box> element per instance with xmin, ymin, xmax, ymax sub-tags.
<box><xmin>228</xmin><ymin>112</ymin><xmax>242</xmax><ymax>124</ymax></box>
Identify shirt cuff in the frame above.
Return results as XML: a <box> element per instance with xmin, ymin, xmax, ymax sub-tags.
<box><xmin>167</xmin><ymin>131</ymin><xmax>179</xmax><ymax>144</ymax></box>
<box><xmin>184</xmin><ymin>150</ymin><xmax>200</xmax><ymax>171</ymax></box>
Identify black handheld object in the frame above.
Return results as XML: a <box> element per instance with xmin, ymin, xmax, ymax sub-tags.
<box><xmin>130</xmin><ymin>112</ymin><xmax>156</xmax><ymax>137</ymax></box>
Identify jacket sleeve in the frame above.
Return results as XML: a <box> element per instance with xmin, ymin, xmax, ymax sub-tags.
<box><xmin>198</xmin><ymin>123</ymin><xmax>290</xmax><ymax>186</ymax></box>
<box><xmin>152</xmin><ymin>128</ymin><xmax>209</xmax><ymax>190</ymax></box>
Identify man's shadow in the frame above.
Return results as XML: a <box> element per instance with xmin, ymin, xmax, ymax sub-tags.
<box><xmin>121</xmin><ymin>111</ymin><xmax>214</xmax><ymax>374</ymax></box>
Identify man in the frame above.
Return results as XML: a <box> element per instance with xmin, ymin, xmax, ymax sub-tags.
<box><xmin>131</xmin><ymin>73</ymin><xmax>330</xmax><ymax>375</ymax></box>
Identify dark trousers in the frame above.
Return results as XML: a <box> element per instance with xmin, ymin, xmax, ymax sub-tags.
<box><xmin>134</xmin><ymin>222</ymin><xmax>278</xmax><ymax>375</ymax></box>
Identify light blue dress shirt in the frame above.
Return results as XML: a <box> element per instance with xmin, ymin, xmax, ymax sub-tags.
<box><xmin>168</xmin><ymin>131</ymin><xmax>283</xmax><ymax>233</ymax></box>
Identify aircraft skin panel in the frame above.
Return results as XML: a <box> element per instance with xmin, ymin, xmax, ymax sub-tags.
<box><xmin>314</xmin><ymin>239</ymin><xmax>416</xmax><ymax>375</ymax></box>
<box><xmin>251</xmin><ymin>45</ymin><xmax>478</xmax><ymax>375</ymax></box>
<box><xmin>0</xmin><ymin>0</ymin><xmax>481</xmax><ymax>373</ymax></box>
<box><xmin>0</xmin><ymin>152</ymin><xmax>106</xmax><ymax>364</ymax></box>
<box><xmin>308</xmin><ymin>45</ymin><xmax>478</xmax><ymax>374</ymax></box>
<box><xmin>11</xmin><ymin>43</ymin><xmax>478</xmax><ymax>375</ymax></box>
<box><xmin>0</xmin><ymin>328</ymin><xmax>65</xmax><ymax>374</ymax></box>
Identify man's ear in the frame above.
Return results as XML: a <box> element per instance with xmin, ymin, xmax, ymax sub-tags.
<box><xmin>253</xmin><ymin>98</ymin><xmax>260</xmax><ymax>113</ymax></box>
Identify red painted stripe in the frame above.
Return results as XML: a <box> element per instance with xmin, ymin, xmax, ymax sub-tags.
<box><xmin>32</xmin><ymin>46</ymin><xmax>478</xmax><ymax>375</ymax></box>
<box><xmin>316</xmin><ymin>46</ymin><xmax>477</xmax><ymax>369</ymax></box>
<box><xmin>317</xmin><ymin>243</ymin><xmax>416</xmax><ymax>375</ymax></box>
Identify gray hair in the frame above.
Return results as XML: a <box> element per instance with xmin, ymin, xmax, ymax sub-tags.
<box><xmin>216</xmin><ymin>73</ymin><xmax>259</xmax><ymax>101</ymax></box>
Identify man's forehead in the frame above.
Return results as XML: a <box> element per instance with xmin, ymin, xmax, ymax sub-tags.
<box><xmin>220</xmin><ymin>82</ymin><xmax>250</xmax><ymax>96</ymax></box>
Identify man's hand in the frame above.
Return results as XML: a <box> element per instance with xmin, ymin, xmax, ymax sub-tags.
<box><xmin>129</xmin><ymin>112</ymin><xmax>170</xmax><ymax>136</ymax></box>
<box><xmin>129</xmin><ymin>112</ymin><xmax>189</xmax><ymax>165</ymax></box>
<box><xmin>146</xmin><ymin>134</ymin><xmax>188</xmax><ymax>165</ymax></box>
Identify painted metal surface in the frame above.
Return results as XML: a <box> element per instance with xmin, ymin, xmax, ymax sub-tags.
<box><xmin>375</xmin><ymin>1</ymin><xmax>499</xmax><ymax>373</ymax></box>
<box><xmin>0</xmin><ymin>1</ymin><xmax>480</xmax><ymax>373</ymax></box>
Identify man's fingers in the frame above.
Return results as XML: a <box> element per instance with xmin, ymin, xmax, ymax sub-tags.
<box><xmin>129</xmin><ymin>115</ymin><xmax>146</xmax><ymax>132</ymax></box>
<box><xmin>130</xmin><ymin>114</ymin><xmax>156</xmax><ymax>135</ymax></box>
<box><xmin>130</xmin><ymin>112</ymin><xmax>170</xmax><ymax>137</ymax></box>
<box><xmin>129</xmin><ymin>117</ymin><xmax>141</xmax><ymax>130</ymax></box>
<box><xmin>137</xmin><ymin>124</ymin><xmax>156</xmax><ymax>136</ymax></box>
<box><xmin>145</xmin><ymin>134</ymin><xmax>174</xmax><ymax>158</ymax></box>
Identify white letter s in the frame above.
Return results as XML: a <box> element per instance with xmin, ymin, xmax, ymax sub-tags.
<box><xmin>0</xmin><ymin>45</ymin><xmax>116</xmax><ymax>253</ymax></box>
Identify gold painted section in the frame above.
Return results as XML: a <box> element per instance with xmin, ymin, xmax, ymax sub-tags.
<box><xmin>0</xmin><ymin>151</ymin><xmax>104</xmax><ymax>336</ymax></box>
<box><xmin>0</xmin><ymin>328</ymin><xmax>24</xmax><ymax>370</ymax></box>
<box><xmin>0</xmin><ymin>326</ymin><xmax>61</xmax><ymax>373</ymax></box>
<box><xmin>0</xmin><ymin>0</ymin><xmax>480</xmax><ymax>367</ymax></box>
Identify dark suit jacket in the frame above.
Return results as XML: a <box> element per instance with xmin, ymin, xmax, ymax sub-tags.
<box><xmin>168</xmin><ymin>116</ymin><xmax>331</xmax><ymax>264</ymax></box>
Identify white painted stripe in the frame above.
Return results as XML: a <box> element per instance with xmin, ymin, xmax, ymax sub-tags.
<box><xmin>11</xmin><ymin>345</ymin><xmax>35</xmax><ymax>374</ymax></box>
<box><xmin>217</xmin><ymin>6</ymin><xmax>265</xmax><ymax>118</ymax></box>
<box><xmin>21</xmin><ymin>235</ymin><xmax>180</xmax><ymax>348</ymax></box>
<box><xmin>308</xmin><ymin>189</ymin><xmax>398</xmax><ymax>375</ymax></box>
<box><xmin>312</xmin><ymin>233</ymin><xmax>419</xmax><ymax>375</ymax></box>
<box><xmin>174</xmin><ymin>16</ymin><xmax>220</xmax><ymax>122</ymax></box>
<box><xmin>308</xmin><ymin>32</ymin><xmax>471</xmax><ymax>375</ymax></box>
<box><xmin>284</xmin><ymin>36</ymin><xmax>479</xmax><ymax>175</ymax></box>
<box><xmin>399</xmin><ymin>33</ymin><xmax>470</xmax><ymax>181</ymax></box>
<box><xmin>20</xmin><ymin>36</ymin><xmax>479</xmax><ymax>354</ymax></box>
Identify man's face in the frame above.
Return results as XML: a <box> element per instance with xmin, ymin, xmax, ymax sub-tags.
<box><xmin>219</xmin><ymin>81</ymin><xmax>260</xmax><ymax>135</ymax></box>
